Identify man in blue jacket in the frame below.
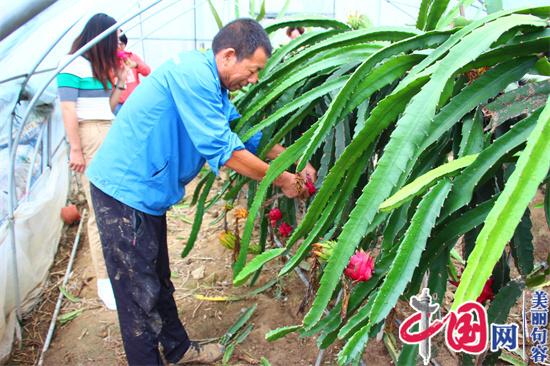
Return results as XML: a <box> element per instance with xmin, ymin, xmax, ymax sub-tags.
<box><xmin>86</xmin><ymin>18</ymin><xmax>315</xmax><ymax>365</ymax></box>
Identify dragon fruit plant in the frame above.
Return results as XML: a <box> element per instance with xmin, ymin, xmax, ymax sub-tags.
<box><xmin>185</xmin><ymin>5</ymin><xmax>550</xmax><ymax>364</ymax></box>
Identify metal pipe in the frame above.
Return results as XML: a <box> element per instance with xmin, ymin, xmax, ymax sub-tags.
<box><xmin>272</xmin><ymin>235</ymin><xmax>310</xmax><ymax>287</ymax></box>
<box><xmin>24</xmin><ymin>123</ymin><xmax>47</xmax><ymax>198</ymax></box>
<box><xmin>138</xmin><ymin>2</ymin><xmax>147</xmax><ymax>62</ymax></box>
<box><xmin>16</xmin><ymin>15</ymin><xmax>83</xmax><ymax>100</ymax></box>
<box><xmin>36</xmin><ymin>209</ymin><xmax>87</xmax><ymax>366</ymax></box>
<box><xmin>8</xmin><ymin>0</ymin><xmax>163</xmax><ymax>222</ymax></box>
<box><xmin>0</xmin><ymin>67</ymin><xmax>56</xmax><ymax>85</ymax></box>
<box><xmin>123</xmin><ymin>0</ymin><xmax>180</xmax><ymax>34</ymax></box>
<box><xmin>6</xmin><ymin>0</ymin><xmax>161</xmax><ymax>347</ymax></box>
<box><xmin>0</xmin><ymin>0</ymin><xmax>58</xmax><ymax>42</ymax></box>
<box><xmin>128</xmin><ymin>1</ymin><xmax>207</xmax><ymax>50</ymax></box>
<box><xmin>193</xmin><ymin>0</ymin><xmax>197</xmax><ymax>50</ymax></box>
<box><xmin>314</xmin><ymin>349</ymin><xmax>325</xmax><ymax>366</ymax></box>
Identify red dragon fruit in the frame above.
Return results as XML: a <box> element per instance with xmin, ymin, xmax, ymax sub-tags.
<box><xmin>344</xmin><ymin>250</ymin><xmax>375</xmax><ymax>282</ymax></box>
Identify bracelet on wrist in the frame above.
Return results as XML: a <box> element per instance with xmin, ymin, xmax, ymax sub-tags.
<box><xmin>115</xmin><ymin>84</ymin><xmax>126</xmax><ymax>90</ymax></box>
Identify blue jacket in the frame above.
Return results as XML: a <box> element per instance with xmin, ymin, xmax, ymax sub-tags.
<box><xmin>87</xmin><ymin>50</ymin><xmax>262</xmax><ymax>215</ymax></box>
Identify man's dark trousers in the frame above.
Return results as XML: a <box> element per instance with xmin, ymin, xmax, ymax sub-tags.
<box><xmin>91</xmin><ymin>183</ymin><xmax>190</xmax><ymax>365</ymax></box>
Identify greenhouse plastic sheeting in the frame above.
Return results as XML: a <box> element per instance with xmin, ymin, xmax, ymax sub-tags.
<box><xmin>0</xmin><ymin>146</ymin><xmax>68</xmax><ymax>363</ymax></box>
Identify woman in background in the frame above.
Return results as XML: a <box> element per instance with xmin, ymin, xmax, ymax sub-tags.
<box><xmin>57</xmin><ymin>13</ymin><xmax>128</xmax><ymax>310</ymax></box>
<box><xmin>114</xmin><ymin>33</ymin><xmax>151</xmax><ymax>114</ymax></box>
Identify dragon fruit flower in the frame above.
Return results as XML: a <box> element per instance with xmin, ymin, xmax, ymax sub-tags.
<box><xmin>450</xmin><ymin>277</ymin><xmax>494</xmax><ymax>304</ymax></box>
<box><xmin>312</xmin><ymin>241</ymin><xmax>336</xmax><ymax>262</ymax></box>
<box><xmin>268</xmin><ymin>207</ymin><xmax>283</xmax><ymax>227</ymax></box>
<box><xmin>305</xmin><ymin>177</ymin><xmax>316</xmax><ymax>196</ymax></box>
<box><xmin>278</xmin><ymin>222</ymin><xmax>293</xmax><ymax>238</ymax></box>
<box><xmin>218</xmin><ymin>231</ymin><xmax>236</xmax><ymax>250</ymax></box>
<box><xmin>344</xmin><ymin>250</ymin><xmax>375</xmax><ymax>282</ymax></box>
<box><xmin>234</xmin><ymin>207</ymin><xmax>248</xmax><ymax>219</ymax></box>
<box><xmin>477</xmin><ymin>278</ymin><xmax>495</xmax><ymax>303</ymax></box>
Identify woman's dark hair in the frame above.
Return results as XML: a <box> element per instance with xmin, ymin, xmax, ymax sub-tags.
<box><xmin>70</xmin><ymin>13</ymin><xmax>118</xmax><ymax>89</ymax></box>
<box><xmin>119</xmin><ymin>33</ymin><xmax>128</xmax><ymax>45</ymax></box>
<box><xmin>212</xmin><ymin>18</ymin><xmax>272</xmax><ymax>60</ymax></box>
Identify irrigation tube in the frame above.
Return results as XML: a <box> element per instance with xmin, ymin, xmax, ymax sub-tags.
<box><xmin>5</xmin><ymin>0</ymin><xmax>161</xmax><ymax>342</ymax></box>
<box><xmin>36</xmin><ymin>209</ymin><xmax>87</xmax><ymax>366</ymax></box>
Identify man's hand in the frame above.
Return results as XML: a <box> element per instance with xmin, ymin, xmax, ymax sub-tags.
<box><xmin>274</xmin><ymin>171</ymin><xmax>301</xmax><ymax>198</ymax></box>
<box><xmin>299</xmin><ymin>162</ymin><xmax>317</xmax><ymax>183</ymax></box>
<box><xmin>69</xmin><ymin>148</ymin><xmax>86</xmax><ymax>173</ymax></box>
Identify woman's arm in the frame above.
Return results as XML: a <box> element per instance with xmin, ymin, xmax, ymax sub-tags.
<box><xmin>60</xmin><ymin>101</ymin><xmax>85</xmax><ymax>173</ymax></box>
<box><xmin>110</xmin><ymin>65</ymin><xmax>129</xmax><ymax>111</ymax></box>
<box><xmin>132</xmin><ymin>54</ymin><xmax>151</xmax><ymax>76</ymax></box>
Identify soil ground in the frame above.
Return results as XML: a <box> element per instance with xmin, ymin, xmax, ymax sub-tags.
<box><xmin>6</xmin><ymin>175</ymin><xmax>550</xmax><ymax>366</ymax></box>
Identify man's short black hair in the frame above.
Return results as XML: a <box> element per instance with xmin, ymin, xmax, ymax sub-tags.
<box><xmin>119</xmin><ymin>33</ymin><xmax>128</xmax><ymax>45</ymax></box>
<box><xmin>212</xmin><ymin>18</ymin><xmax>272</xmax><ymax>60</ymax></box>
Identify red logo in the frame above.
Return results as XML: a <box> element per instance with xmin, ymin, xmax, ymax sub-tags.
<box><xmin>399</xmin><ymin>289</ymin><xmax>488</xmax><ymax>364</ymax></box>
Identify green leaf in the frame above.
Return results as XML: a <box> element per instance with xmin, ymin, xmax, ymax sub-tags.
<box><xmin>484</xmin><ymin>80</ymin><xmax>550</xmax><ymax>129</ymax></box>
<box><xmin>379</xmin><ymin>154</ymin><xmax>478</xmax><ymax>212</ymax></box>
<box><xmin>425</xmin><ymin>0</ymin><xmax>451</xmax><ymax>31</ymax></box>
<box><xmin>235</xmin><ymin>323</ymin><xmax>254</xmax><ymax>343</ymax></box>
<box><xmin>220</xmin><ymin>304</ymin><xmax>257</xmax><ymax>345</ymax></box>
<box><xmin>397</xmin><ymin>344</ymin><xmax>418</xmax><ymax>366</ymax></box>
<box><xmin>265</xmin><ymin>325</ymin><xmax>302</xmax><ymax>341</ymax></box>
<box><xmin>222</xmin><ymin>343</ymin><xmax>235</xmax><ymax>365</ymax></box>
<box><xmin>285</xmin><ymin>77</ymin><xmax>427</xmax><ymax>257</ymax></box>
<box><xmin>339</xmin><ymin>179</ymin><xmax>452</xmax><ymax>364</ymax></box>
<box><xmin>510</xmin><ymin>209</ymin><xmax>534</xmax><ymax>275</ymax></box>
<box><xmin>276</xmin><ymin>0</ymin><xmax>290</xmax><ymax>18</ymax></box>
<box><xmin>181</xmin><ymin>173</ymin><xmax>215</xmax><ymax>258</ymax></box>
<box><xmin>418</xmin><ymin>196</ymin><xmax>498</xmax><ymax>278</ymax></box>
<box><xmin>486</xmin><ymin>0</ymin><xmax>503</xmax><ymax>14</ymax></box>
<box><xmin>401</xmin><ymin>8</ymin><xmax>548</xmax><ymax>88</ymax></box>
<box><xmin>58</xmin><ymin>308</ymin><xmax>84</xmax><ymax>325</ymax></box>
<box><xmin>443</xmin><ymin>107</ymin><xmax>542</xmax><ymax>217</ymax></box>
<box><xmin>264</xmin><ymin>16</ymin><xmax>351</xmax><ymax>34</ymax></box>
<box><xmin>59</xmin><ymin>286</ymin><xmax>81</xmax><ymax>303</ymax></box>
<box><xmin>436</xmin><ymin>0</ymin><xmax>477</xmax><ymax>29</ymax></box>
<box><xmin>279</xmin><ymin>146</ymin><xmax>372</xmax><ymax>277</ymax></box>
<box><xmin>191</xmin><ymin>172</ymin><xmax>211</xmax><ymax>206</ymax></box>
<box><xmin>297</xmin><ymin>52</ymin><xmax>426</xmax><ymax>171</ymax></box>
<box><xmin>256</xmin><ymin>0</ymin><xmax>266</xmax><ymax>21</ymax></box>
<box><xmin>452</xmin><ymin>95</ymin><xmax>550</xmax><ymax>309</ymax></box>
<box><xmin>483</xmin><ymin>281</ymin><xmax>523</xmax><ymax>364</ymax></box>
<box><xmin>545</xmin><ymin>183</ymin><xmax>550</xmax><ymax>229</ymax></box>
<box><xmin>240</xmin><ymin>76</ymin><xmax>347</xmax><ymax>142</ymax></box>
<box><xmin>234</xmin><ymin>0</ymin><xmax>240</xmax><ymax>18</ymax></box>
<box><xmin>234</xmin><ymin>249</ymin><xmax>285</xmax><ymax>286</ymax></box>
<box><xmin>240</xmin><ymin>28</ymin><xmax>421</xmax><ymax>112</ymax></box>
<box><xmin>458</xmin><ymin>109</ymin><xmax>484</xmax><ymax>157</ymax></box>
<box><xmin>206</xmin><ymin>0</ymin><xmax>224</xmax><ymax>29</ymax></box>
<box><xmin>535</xmin><ymin>56</ymin><xmax>550</xmax><ymax>75</ymax></box>
<box><xmin>305</xmin><ymin>15</ymin><xmax>542</xmax><ymax>330</ymax></box>
<box><xmin>260</xmin><ymin>357</ymin><xmax>272</xmax><ymax>366</ymax></box>
<box><xmin>428</xmin><ymin>251</ymin><xmax>449</xmax><ymax>305</ymax></box>
<box><xmin>416</xmin><ymin>0</ymin><xmax>431</xmax><ymax>30</ymax></box>
<box><xmin>236</xmin><ymin>46</ymin><xmax>375</xmax><ymax>131</ymax></box>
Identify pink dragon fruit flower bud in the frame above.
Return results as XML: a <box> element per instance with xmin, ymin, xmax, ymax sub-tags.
<box><xmin>450</xmin><ymin>276</ymin><xmax>494</xmax><ymax>304</ymax></box>
<box><xmin>312</xmin><ymin>241</ymin><xmax>336</xmax><ymax>262</ymax></box>
<box><xmin>344</xmin><ymin>250</ymin><xmax>375</xmax><ymax>282</ymax></box>
<box><xmin>268</xmin><ymin>207</ymin><xmax>283</xmax><ymax>227</ymax></box>
<box><xmin>477</xmin><ymin>277</ymin><xmax>495</xmax><ymax>303</ymax></box>
<box><xmin>305</xmin><ymin>177</ymin><xmax>317</xmax><ymax>196</ymax></box>
<box><xmin>278</xmin><ymin>222</ymin><xmax>293</xmax><ymax>238</ymax></box>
